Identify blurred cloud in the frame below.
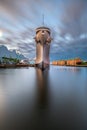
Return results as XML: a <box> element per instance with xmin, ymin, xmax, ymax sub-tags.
<box><xmin>0</xmin><ymin>0</ymin><xmax>87</xmax><ymax>59</ymax></box>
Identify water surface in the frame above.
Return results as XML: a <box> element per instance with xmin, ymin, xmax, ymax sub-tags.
<box><xmin>0</xmin><ymin>66</ymin><xmax>87</xmax><ymax>129</ymax></box>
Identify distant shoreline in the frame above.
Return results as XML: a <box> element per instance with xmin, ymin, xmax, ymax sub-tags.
<box><xmin>0</xmin><ymin>64</ymin><xmax>87</xmax><ymax>68</ymax></box>
<box><xmin>52</xmin><ymin>65</ymin><xmax>87</xmax><ymax>67</ymax></box>
<box><xmin>0</xmin><ymin>64</ymin><xmax>36</xmax><ymax>68</ymax></box>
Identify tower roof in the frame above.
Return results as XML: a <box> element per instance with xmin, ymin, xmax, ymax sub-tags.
<box><xmin>36</xmin><ymin>26</ymin><xmax>51</xmax><ymax>34</ymax></box>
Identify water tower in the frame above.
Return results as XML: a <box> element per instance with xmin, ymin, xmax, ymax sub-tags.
<box><xmin>34</xmin><ymin>26</ymin><xmax>52</xmax><ymax>70</ymax></box>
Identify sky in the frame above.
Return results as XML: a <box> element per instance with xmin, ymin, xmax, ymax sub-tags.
<box><xmin>0</xmin><ymin>0</ymin><xmax>87</xmax><ymax>60</ymax></box>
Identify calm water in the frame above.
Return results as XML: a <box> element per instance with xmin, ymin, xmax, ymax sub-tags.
<box><xmin>0</xmin><ymin>66</ymin><xmax>87</xmax><ymax>130</ymax></box>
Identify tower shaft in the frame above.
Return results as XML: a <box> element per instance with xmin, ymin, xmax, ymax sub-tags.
<box><xmin>35</xmin><ymin>27</ymin><xmax>52</xmax><ymax>70</ymax></box>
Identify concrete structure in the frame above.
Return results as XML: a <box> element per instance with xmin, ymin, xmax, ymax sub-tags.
<box><xmin>34</xmin><ymin>26</ymin><xmax>52</xmax><ymax>70</ymax></box>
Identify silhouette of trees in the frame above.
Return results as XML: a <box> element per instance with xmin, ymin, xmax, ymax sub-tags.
<box><xmin>2</xmin><ymin>56</ymin><xmax>19</xmax><ymax>64</ymax></box>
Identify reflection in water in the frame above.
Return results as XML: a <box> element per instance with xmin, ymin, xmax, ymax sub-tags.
<box><xmin>0</xmin><ymin>66</ymin><xmax>87</xmax><ymax>129</ymax></box>
<box><xmin>0</xmin><ymin>88</ymin><xmax>6</xmax><ymax>128</ymax></box>
<box><xmin>36</xmin><ymin>69</ymin><xmax>49</xmax><ymax>109</ymax></box>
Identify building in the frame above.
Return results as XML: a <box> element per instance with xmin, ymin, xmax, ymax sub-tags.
<box><xmin>52</xmin><ymin>58</ymin><xmax>82</xmax><ymax>66</ymax></box>
<box><xmin>66</xmin><ymin>58</ymin><xmax>82</xmax><ymax>65</ymax></box>
<box><xmin>57</xmin><ymin>60</ymin><xmax>66</xmax><ymax>66</ymax></box>
<box><xmin>19</xmin><ymin>59</ymin><xmax>29</xmax><ymax>64</ymax></box>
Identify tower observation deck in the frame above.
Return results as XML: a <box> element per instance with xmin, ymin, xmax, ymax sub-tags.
<box><xmin>34</xmin><ymin>26</ymin><xmax>52</xmax><ymax>70</ymax></box>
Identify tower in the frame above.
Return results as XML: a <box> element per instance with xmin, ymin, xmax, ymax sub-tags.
<box><xmin>34</xmin><ymin>26</ymin><xmax>52</xmax><ymax>70</ymax></box>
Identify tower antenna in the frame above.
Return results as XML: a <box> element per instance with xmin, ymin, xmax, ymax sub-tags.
<box><xmin>42</xmin><ymin>14</ymin><xmax>44</xmax><ymax>26</ymax></box>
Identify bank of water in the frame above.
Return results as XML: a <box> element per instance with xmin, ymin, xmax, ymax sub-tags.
<box><xmin>0</xmin><ymin>66</ymin><xmax>87</xmax><ymax>129</ymax></box>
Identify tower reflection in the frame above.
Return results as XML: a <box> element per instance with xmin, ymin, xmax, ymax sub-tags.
<box><xmin>36</xmin><ymin>69</ymin><xmax>49</xmax><ymax>109</ymax></box>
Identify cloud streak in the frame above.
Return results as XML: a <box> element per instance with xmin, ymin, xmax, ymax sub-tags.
<box><xmin>0</xmin><ymin>0</ymin><xmax>87</xmax><ymax>59</ymax></box>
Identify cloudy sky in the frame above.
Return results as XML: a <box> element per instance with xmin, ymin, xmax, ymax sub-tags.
<box><xmin>0</xmin><ymin>0</ymin><xmax>87</xmax><ymax>60</ymax></box>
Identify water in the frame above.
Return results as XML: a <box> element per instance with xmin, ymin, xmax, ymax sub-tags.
<box><xmin>0</xmin><ymin>66</ymin><xmax>87</xmax><ymax>130</ymax></box>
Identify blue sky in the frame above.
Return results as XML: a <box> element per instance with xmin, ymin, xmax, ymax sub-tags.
<box><xmin>0</xmin><ymin>0</ymin><xmax>87</xmax><ymax>60</ymax></box>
